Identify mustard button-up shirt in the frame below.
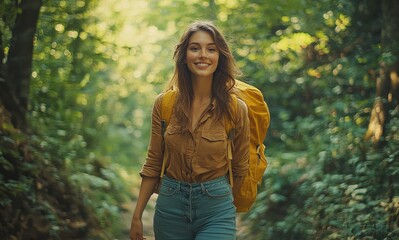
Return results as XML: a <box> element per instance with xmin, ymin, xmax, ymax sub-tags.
<box><xmin>140</xmin><ymin>93</ymin><xmax>250</xmax><ymax>183</ymax></box>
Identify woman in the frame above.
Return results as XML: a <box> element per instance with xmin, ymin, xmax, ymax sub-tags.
<box><xmin>130</xmin><ymin>20</ymin><xmax>250</xmax><ymax>240</ymax></box>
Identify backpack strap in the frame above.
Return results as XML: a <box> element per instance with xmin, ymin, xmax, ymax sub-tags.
<box><xmin>225</xmin><ymin>95</ymin><xmax>238</xmax><ymax>187</ymax></box>
<box><xmin>160</xmin><ymin>90</ymin><xmax>177</xmax><ymax>178</ymax></box>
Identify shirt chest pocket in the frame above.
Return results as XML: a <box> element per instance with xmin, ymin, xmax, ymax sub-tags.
<box><xmin>164</xmin><ymin>127</ymin><xmax>183</xmax><ymax>151</ymax></box>
<box><xmin>198</xmin><ymin>130</ymin><xmax>227</xmax><ymax>164</ymax></box>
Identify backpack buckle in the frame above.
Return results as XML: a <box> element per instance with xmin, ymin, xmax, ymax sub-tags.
<box><xmin>227</xmin><ymin>129</ymin><xmax>235</xmax><ymax>140</ymax></box>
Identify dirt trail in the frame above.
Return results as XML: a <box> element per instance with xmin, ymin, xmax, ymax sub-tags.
<box><xmin>120</xmin><ymin>194</ymin><xmax>157</xmax><ymax>240</ymax></box>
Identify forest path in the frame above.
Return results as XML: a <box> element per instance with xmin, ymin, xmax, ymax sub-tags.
<box><xmin>118</xmin><ymin>174</ymin><xmax>156</xmax><ymax>240</ymax></box>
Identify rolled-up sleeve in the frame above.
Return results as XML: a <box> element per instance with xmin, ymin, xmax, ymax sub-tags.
<box><xmin>139</xmin><ymin>93</ymin><xmax>164</xmax><ymax>178</ymax></box>
<box><xmin>232</xmin><ymin>99</ymin><xmax>250</xmax><ymax>177</ymax></box>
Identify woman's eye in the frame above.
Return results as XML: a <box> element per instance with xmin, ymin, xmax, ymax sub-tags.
<box><xmin>208</xmin><ymin>48</ymin><xmax>216</xmax><ymax>52</ymax></box>
<box><xmin>190</xmin><ymin>47</ymin><xmax>199</xmax><ymax>51</ymax></box>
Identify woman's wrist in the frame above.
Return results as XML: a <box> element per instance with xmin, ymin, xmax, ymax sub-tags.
<box><xmin>132</xmin><ymin>210</ymin><xmax>143</xmax><ymax>220</ymax></box>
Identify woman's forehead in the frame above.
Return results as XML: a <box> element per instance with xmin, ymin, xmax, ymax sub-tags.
<box><xmin>188</xmin><ymin>31</ymin><xmax>215</xmax><ymax>45</ymax></box>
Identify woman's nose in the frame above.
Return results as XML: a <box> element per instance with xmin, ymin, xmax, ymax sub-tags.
<box><xmin>199</xmin><ymin>49</ymin><xmax>207</xmax><ymax>58</ymax></box>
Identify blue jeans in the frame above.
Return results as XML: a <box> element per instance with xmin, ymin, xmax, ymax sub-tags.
<box><xmin>154</xmin><ymin>176</ymin><xmax>236</xmax><ymax>240</ymax></box>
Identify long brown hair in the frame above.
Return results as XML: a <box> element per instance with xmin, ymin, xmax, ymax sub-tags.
<box><xmin>166</xmin><ymin>20</ymin><xmax>241</xmax><ymax>125</ymax></box>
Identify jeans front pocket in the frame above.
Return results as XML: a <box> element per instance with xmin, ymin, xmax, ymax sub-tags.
<box><xmin>158</xmin><ymin>181</ymin><xmax>179</xmax><ymax>196</ymax></box>
<box><xmin>204</xmin><ymin>181</ymin><xmax>232</xmax><ymax>198</ymax></box>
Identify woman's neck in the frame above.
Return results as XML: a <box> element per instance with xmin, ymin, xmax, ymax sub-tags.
<box><xmin>190</xmin><ymin>77</ymin><xmax>213</xmax><ymax>131</ymax></box>
<box><xmin>192</xmin><ymin>76</ymin><xmax>213</xmax><ymax>101</ymax></box>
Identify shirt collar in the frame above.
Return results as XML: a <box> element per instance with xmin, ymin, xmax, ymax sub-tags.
<box><xmin>181</xmin><ymin>98</ymin><xmax>216</xmax><ymax>118</ymax></box>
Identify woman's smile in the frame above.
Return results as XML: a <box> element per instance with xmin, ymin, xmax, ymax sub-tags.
<box><xmin>195</xmin><ymin>62</ymin><xmax>211</xmax><ymax>68</ymax></box>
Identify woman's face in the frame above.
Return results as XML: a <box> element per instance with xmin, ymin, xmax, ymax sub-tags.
<box><xmin>185</xmin><ymin>31</ymin><xmax>219</xmax><ymax>80</ymax></box>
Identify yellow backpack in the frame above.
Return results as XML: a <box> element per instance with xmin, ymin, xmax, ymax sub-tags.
<box><xmin>160</xmin><ymin>80</ymin><xmax>270</xmax><ymax>212</ymax></box>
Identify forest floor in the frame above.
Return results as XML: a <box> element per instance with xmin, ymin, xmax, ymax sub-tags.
<box><xmin>120</xmin><ymin>194</ymin><xmax>157</xmax><ymax>240</ymax></box>
<box><xmin>118</xmin><ymin>173</ymin><xmax>157</xmax><ymax>240</ymax></box>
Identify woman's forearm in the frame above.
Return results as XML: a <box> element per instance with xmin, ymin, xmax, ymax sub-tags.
<box><xmin>133</xmin><ymin>176</ymin><xmax>159</xmax><ymax>219</ymax></box>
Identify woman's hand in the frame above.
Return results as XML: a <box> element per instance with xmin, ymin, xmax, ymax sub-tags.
<box><xmin>129</xmin><ymin>176</ymin><xmax>159</xmax><ymax>240</ymax></box>
<box><xmin>129</xmin><ymin>216</ymin><xmax>146</xmax><ymax>240</ymax></box>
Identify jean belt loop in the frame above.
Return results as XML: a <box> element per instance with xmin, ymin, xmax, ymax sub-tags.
<box><xmin>200</xmin><ymin>183</ymin><xmax>206</xmax><ymax>194</ymax></box>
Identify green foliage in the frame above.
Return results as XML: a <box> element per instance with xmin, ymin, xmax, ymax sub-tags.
<box><xmin>2</xmin><ymin>0</ymin><xmax>399</xmax><ymax>239</ymax></box>
<box><xmin>0</xmin><ymin>120</ymin><xmax>130</xmax><ymax>239</ymax></box>
<box><xmin>1</xmin><ymin>0</ymin><xmax>131</xmax><ymax>238</ymax></box>
<box><xmin>225</xmin><ymin>0</ymin><xmax>399</xmax><ymax>239</ymax></box>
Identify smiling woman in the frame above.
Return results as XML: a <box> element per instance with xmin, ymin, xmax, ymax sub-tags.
<box><xmin>129</xmin><ymin>21</ymin><xmax>250</xmax><ymax>240</ymax></box>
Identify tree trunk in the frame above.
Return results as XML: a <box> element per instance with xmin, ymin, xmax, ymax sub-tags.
<box><xmin>365</xmin><ymin>0</ymin><xmax>399</xmax><ymax>143</ymax></box>
<box><xmin>2</xmin><ymin>0</ymin><xmax>42</xmax><ymax>131</ymax></box>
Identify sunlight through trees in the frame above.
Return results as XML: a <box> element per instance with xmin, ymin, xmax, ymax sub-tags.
<box><xmin>1</xmin><ymin>0</ymin><xmax>398</xmax><ymax>239</ymax></box>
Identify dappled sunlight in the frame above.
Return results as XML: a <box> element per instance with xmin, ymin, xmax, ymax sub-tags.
<box><xmin>1</xmin><ymin>0</ymin><xmax>398</xmax><ymax>239</ymax></box>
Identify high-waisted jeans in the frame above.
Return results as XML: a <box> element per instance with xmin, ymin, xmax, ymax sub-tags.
<box><xmin>154</xmin><ymin>175</ymin><xmax>236</xmax><ymax>240</ymax></box>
